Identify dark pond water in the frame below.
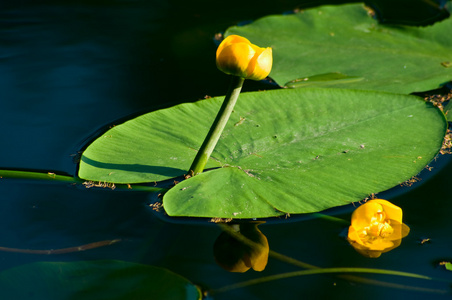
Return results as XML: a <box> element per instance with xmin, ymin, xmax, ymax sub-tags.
<box><xmin>1</xmin><ymin>0</ymin><xmax>452</xmax><ymax>299</ymax></box>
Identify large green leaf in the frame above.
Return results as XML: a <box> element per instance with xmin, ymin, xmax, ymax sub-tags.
<box><xmin>224</xmin><ymin>4</ymin><xmax>452</xmax><ymax>93</ymax></box>
<box><xmin>79</xmin><ymin>88</ymin><xmax>446</xmax><ymax>218</ymax></box>
<box><xmin>0</xmin><ymin>260</ymin><xmax>202</xmax><ymax>300</ymax></box>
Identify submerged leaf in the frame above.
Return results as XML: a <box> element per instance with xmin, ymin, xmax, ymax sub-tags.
<box><xmin>0</xmin><ymin>260</ymin><xmax>202</xmax><ymax>300</ymax></box>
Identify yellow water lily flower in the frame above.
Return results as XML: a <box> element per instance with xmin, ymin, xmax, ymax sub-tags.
<box><xmin>347</xmin><ymin>199</ymin><xmax>410</xmax><ymax>258</ymax></box>
<box><xmin>213</xmin><ymin>223</ymin><xmax>269</xmax><ymax>272</ymax></box>
<box><xmin>216</xmin><ymin>35</ymin><xmax>272</xmax><ymax>81</ymax></box>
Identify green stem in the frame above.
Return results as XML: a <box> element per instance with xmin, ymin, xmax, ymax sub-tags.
<box><xmin>188</xmin><ymin>76</ymin><xmax>245</xmax><ymax>176</ymax></box>
<box><xmin>212</xmin><ymin>268</ymin><xmax>445</xmax><ymax>295</ymax></box>
<box><xmin>0</xmin><ymin>169</ymin><xmax>166</xmax><ymax>192</ymax></box>
<box><xmin>0</xmin><ymin>169</ymin><xmax>83</xmax><ymax>183</ymax></box>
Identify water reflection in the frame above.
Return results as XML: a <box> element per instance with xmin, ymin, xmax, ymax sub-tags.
<box><xmin>213</xmin><ymin>222</ymin><xmax>269</xmax><ymax>273</ymax></box>
<box><xmin>1</xmin><ymin>0</ymin><xmax>452</xmax><ymax>299</ymax></box>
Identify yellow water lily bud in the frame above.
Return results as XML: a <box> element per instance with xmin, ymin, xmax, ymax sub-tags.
<box><xmin>347</xmin><ymin>199</ymin><xmax>410</xmax><ymax>258</ymax></box>
<box><xmin>213</xmin><ymin>223</ymin><xmax>269</xmax><ymax>273</ymax></box>
<box><xmin>216</xmin><ymin>35</ymin><xmax>272</xmax><ymax>81</ymax></box>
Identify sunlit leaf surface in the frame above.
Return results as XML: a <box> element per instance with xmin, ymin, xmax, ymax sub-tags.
<box><xmin>79</xmin><ymin>88</ymin><xmax>446</xmax><ymax>218</ymax></box>
<box><xmin>225</xmin><ymin>4</ymin><xmax>452</xmax><ymax>93</ymax></box>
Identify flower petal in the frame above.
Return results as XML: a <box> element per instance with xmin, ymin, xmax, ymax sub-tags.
<box><xmin>373</xmin><ymin>199</ymin><xmax>403</xmax><ymax>223</ymax></box>
<box><xmin>216</xmin><ymin>43</ymin><xmax>255</xmax><ymax>77</ymax></box>
<box><xmin>216</xmin><ymin>35</ymin><xmax>251</xmax><ymax>59</ymax></box>
<box><xmin>216</xmin><ymin>35</ymin><xmax>272</xmax><ymax>80</ymax></box>
<box><xmin>347</xmin><ymin>225</ymin><xmax>365</xmax><ymax>246</ymax></box>
<box><xmin>350</xmin><ymin>201</ymin><xmax>383</xmax><ymax>230</ymax></box>
<box><xmin>246</xmin><ymin>47</ymin><xmax>273</xmax><ymax>81</ymax></box>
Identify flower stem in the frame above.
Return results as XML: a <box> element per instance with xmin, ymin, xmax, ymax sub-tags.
<box><xmin>188</xmin><ymin>76</ymin><xmax>245</xmax><ymax>176</ymax></box>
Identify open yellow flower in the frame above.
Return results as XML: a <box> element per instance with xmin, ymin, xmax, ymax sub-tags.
<box><xmin>347</xmin><ymin>199</ymin><xmax>410</xmax><ymax>258</ymax></box>
<box><xmin>216</xmin><ymin>35</ymin><xmax>272</xmax><ymax>81</ymax></box>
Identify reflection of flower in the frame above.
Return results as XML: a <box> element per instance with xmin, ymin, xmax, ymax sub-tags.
<box><xmin>213</xmin><ymin>223</ymin><xmax>269</xmax><ymax>272</ymax></box>
<box><xmin>347</xmin><ymin>199</ymin><xmax>410</xmax><ymax>258</ymax></box>
<box><xmin>216</xmin><ymin>35</ymin><xmax>272</xmax><ymax>81</ymax></box>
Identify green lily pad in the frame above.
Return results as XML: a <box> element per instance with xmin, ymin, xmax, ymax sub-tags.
<box><xmin>79</xmin><ymin>88</ymin><xmax>446</xmax><ymax>218</ymax></box>
<box><xmin>0</xmin><ymin>260</ymin><xmax>202</xmax><ymax>300</ymax></box>
<box><xmin>224</xmin><ymin>4</ymin><xmax>452</xmax><ymax>93</ymax></box>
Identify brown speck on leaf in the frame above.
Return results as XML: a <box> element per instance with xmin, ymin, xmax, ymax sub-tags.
<box><xmin>364</xmin><ymin>5</ymin><xmax>376</xmax><ymax>17</ymax></box>
<box><xmin>441</xmin><ymin>61</ymin><xmax>451</xmax><ymax>68</ymax></box>
<box><xmin>234</xmin><ymin>116</ymin><xmax>246</xmax><ymax>126</ymax></box>
<box><xmin>244</xmin><ymin>169</ymin><xmax>255</xmax><ymax>178</ymax></box>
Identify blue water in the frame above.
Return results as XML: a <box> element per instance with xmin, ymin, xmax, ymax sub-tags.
<box><xmin>1</xmin><ymin>0</ymin><xmax>452</xmax><ymax>299</ymax></box>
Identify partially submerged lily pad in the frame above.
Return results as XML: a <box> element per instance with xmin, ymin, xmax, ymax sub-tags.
<box><xmin>0</xmin><ymin>260</ymin><xmax>202</xmax><ymax>300</ymax></box>
<box><xmin>79</xmin><ymin>88</ymin><xmax>446</xmax><ymax>218</ymax></box>
<box><xmin>224</xmin><ymin>4</ymin><xmax>452</xmax><ymax>93</ymax></box>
